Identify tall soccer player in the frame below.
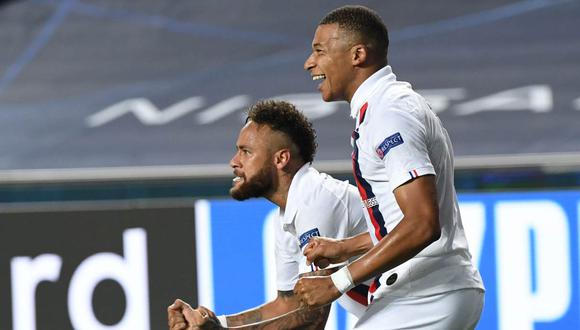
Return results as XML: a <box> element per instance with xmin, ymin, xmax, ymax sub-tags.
<box><xmin>295</xmin><ymin>5</ymin><xmax>485</xmax><ymax>329</ymax></box>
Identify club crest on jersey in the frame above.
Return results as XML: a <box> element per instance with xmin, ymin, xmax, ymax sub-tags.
<box><xmin>299</xmin><ymin>228</ymin><xmax>320</xmax><ymax>248</ymax></box>
<box><xmin>376</xmin><ymin>132</ymin><xmax>404</xmax><ymax>159</ymax></box>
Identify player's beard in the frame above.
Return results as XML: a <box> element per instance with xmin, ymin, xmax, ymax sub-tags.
<box><xmin>230</xmin><ymin>166</ymin><xmax>274</xmax><ymax>201</ymax></box>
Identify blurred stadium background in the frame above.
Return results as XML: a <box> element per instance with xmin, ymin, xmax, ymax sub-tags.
<box><xmin>1</xmin><ymin>0</ymin><xmax>579</xmax><ymax>329</ymax></box>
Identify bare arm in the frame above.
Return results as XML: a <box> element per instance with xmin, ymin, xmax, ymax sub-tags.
<box><xmin>225</xmin><ymin>268</ymin><xmax>335</xmax><ymax>328</ymax></box>
<box><xmin>348</xmin><ymin>175</ymin><xmax>440</xmax><ymax>283</ymax></box>
<box><xmin>303</xmin><ymin>232</ymin><xmax>373</xmax><ymax>268</ymax></box>
<box><xmin>169</xmin><ymin>287</ymin><xmax>330</xmax><ymax>330</ymax></box>
<box><xmin>224</xmin><ymin>290</ymin><xmax>299</xmax><ymax>326</ymax></box>
<box><xmin>295</xmin><ymin>175</ymin><xmax>441</xmax><ymax>306</ymax></box>
<box><xmin>342</xmin><ymin>232</ymin><xmax>374</xmax><ymax>256</ymax></box>
<box><xmin>226</xmin><ymin>303</ymin><xmax>329</xmax><ymax>330</ymax></box>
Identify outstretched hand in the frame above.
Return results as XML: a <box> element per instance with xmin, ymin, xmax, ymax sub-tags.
<box><xmin>303</xmin><ymin>236</ymin><xmax>347</xmax><ymax>268</ymax></box>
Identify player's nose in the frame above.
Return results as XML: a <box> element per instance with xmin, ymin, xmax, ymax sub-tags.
<box><xmin>304</xmin><ymin>53</ymin><xmax>315</xmax><ymax>71</ymax></box>
<box><xmin>229</xmin><ymin>152</ymin><xmax>240</xmax><ymax>169</ymax></box>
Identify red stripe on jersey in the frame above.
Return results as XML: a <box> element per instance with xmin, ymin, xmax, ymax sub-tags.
<box><xmin>346</xmin><ymin>288</ymin><xmax>369</xmax><ymax>306</ymax></box>
<box><xmin>358</xmin><ymin>102</ymin><xmax>369</xmax><ymax>125</ymax></box>
<box><xmin>369</xmin><ymin>276</ymin><xmax>381</xmax><ymax>294</ymax></box>
<box><xmin>352</xmin><ymin>101</ymin><xmax>388</xmax><ymax>240</ymax></box>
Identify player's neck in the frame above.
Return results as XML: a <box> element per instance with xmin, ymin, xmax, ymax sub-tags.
<box><xmin>267</xmin><ymin>163</ymin><xmax>301</xmax><ymax>210</ymax></box>
<box><xmin>268</xmin><ymin>176</ymin><xmax>292</xmax><ymax>211</ymax></box>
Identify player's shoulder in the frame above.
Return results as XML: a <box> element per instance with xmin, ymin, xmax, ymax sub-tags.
<box><xmin>364</xmin><ymin>90</ymin><xmax>429</xmax><ymax>140</ymax></box>
<box><xmin>369</xmin><ymin>78</ymin><xmax>429</xmax><ymax>114</ymax></box>
<box><xmin>294</xmin><ymin>169</ymin><xmax>364</xmax><ymax>230</ymax></box>
<box><xmin>303</xmin><ymin>168</ymin><xmax>356</xmax><ymax>204</ymax></box>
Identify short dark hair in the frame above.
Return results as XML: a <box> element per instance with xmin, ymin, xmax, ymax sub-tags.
<box><xmin>320</xmin><ymin>5</ymin><xmax>389</xmax><ymax>61</ymax></box>
<box><xmin>246</xmin><ymin>100</ymin><xmax>317</xmax><ymax>164</ymax></box>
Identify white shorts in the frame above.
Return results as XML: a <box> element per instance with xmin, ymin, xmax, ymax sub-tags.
<box><xmin>354</xmin><ymin>288</ymin><xmax>484</xmax><ymax>330</ymax></box>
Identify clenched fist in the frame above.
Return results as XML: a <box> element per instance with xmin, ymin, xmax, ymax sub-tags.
<box><xmin>293</xmin><ymin>276</ymin><xmax>341</xmax><ymax>308</ymax></box>
<box><xmin>168</xmin><ymin>299</ymin><xmax>223</xmax><ymax>330</ymax></box>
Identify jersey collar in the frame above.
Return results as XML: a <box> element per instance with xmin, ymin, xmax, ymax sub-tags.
<box><xmin>280</xmin><ymin>163</ymin><xmax>311</xmax><ymax>225</ymax></box>
<box><xmin>350</xmin><ymin>65</ymin><xmax>396</xmax><ymax>119</ymax></box>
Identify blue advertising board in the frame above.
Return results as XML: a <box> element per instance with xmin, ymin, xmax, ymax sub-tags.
<box><xmin>195</xmin><ymin>191</ymin><xmax>580</xmax><ymax>329</ymax></box>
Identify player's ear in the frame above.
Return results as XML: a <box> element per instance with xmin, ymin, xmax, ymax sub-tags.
<box><xmin>274</xmin><ymin>148</ymin><xmax>291</xmax><ymax>170</ymax></box>
<box><xmin>351</xmin><ymin>44</ymin><xmax>367</xmax><ymax>65</ymax></box>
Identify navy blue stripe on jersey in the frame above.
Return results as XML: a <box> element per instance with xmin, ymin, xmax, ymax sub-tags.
<box><xmin>352</xmin><ymin>130</ymin><xmax>388</xmax><ymax>240</ymax></box>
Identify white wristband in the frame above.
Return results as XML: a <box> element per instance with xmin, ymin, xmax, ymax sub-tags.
<box><xmin>216</xmin><ymin>315</ymin><xmax>228</xmax><ymax>328</ymax></box>
<box><xmin>330</xmin><ymin>266</ymin><xmax>355</xmax><ymax>294</ymax></box>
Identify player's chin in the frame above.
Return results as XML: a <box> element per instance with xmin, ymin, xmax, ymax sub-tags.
<box><xmin>320</xmin><ymin>89</ymin><xmax>338</xmax><ymax>103</ymax></box>
<box><xmin>229</xmin><ymin>186</ymin><xmax>250</xmax><ymax>201</ymax></box>
<box><xmin>318</xmin><ymin>92</ymin><xmax>334</xmax><ymax>103</ymax></box>
<box><xmin>229</xmin><ymin>186</ymin><xmax>242</xmax><ymax>199</ymax></box>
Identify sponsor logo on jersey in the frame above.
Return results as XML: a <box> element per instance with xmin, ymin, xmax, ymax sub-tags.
<box><xmin>362</xmin><ymin>197</ymin><xmax>379</xmax><ymax>209</ymax></box>
<box><xmin>376</xmin><ymin>132</ymin><xmax>404</xmax><ymax>159</ymax></box>
<box><xmin>299</xmin><ymin>228</ymin><xmax>320</xmax><ymax>248</ymax></box>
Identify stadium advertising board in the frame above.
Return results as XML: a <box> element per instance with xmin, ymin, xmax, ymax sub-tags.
<box><xmin>196</xmin><ymin>191</ymin><xmax>580</xmax><ymax>330</ymax></box>
<box><xmin>0</xmin><ymin>202</ymin><xmax>197</xmax><ymax>330</ymax></box>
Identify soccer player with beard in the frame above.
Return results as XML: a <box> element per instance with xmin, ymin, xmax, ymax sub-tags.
<box><xmin>168</xmin><ymin>100</ymin><xmax>369</xmax><ymax>330</ymax></box>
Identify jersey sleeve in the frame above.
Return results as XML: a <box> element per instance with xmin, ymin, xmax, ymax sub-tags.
<box><xmin>370</xmin><ymin>109</ymin><xmax>435</xmax><ymax>191</ymax></box>
<box><xmin>294</xmin><ymin>180</ymin><xmax>365</xmax><ymax>264</ymax></box>
<box><xmin>274</xmin><ymin>217</ymin><xmax>300</xmax><ymax>291</ymax></box>
<box><xmin>299</xmin><ymin>189</ymin><xmax>349</xmax><ymax>245</ymax></box>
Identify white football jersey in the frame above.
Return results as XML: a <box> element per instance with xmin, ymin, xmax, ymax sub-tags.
<box><xmin>275</xmin><ymin>164</ymin><xmax>370</xmax><ymax>316</ymax></box>
<box><xmin>349</xmin><ymin>66</ymin><xmax>484</xmax><ymax>302</ymax></box>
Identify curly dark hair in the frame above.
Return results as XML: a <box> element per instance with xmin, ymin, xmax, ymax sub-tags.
<box><xmin>320</xmin><ymin>5</ymin><xmax>389</xmax><ymax>61</ymax></box>
<box><xmin>246</xmin><ymin>100</ymin><xmax>317</xmax><ymax>164</ymax></box>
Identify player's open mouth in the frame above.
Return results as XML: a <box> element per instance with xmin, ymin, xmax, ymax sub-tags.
<box><xmin>312</xmin><ymin>74</ymin><xmax>326</xmax><ymax>91</ymax></box>
<box><xmin>312</xmin><ymin>74</ymin><xmax>326</xmax><ymax>81</ymax></box>
<box><xmin>233</xmin><ymin>176</ymin><xmax>243</xmax><ymax>184</ymax></box>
